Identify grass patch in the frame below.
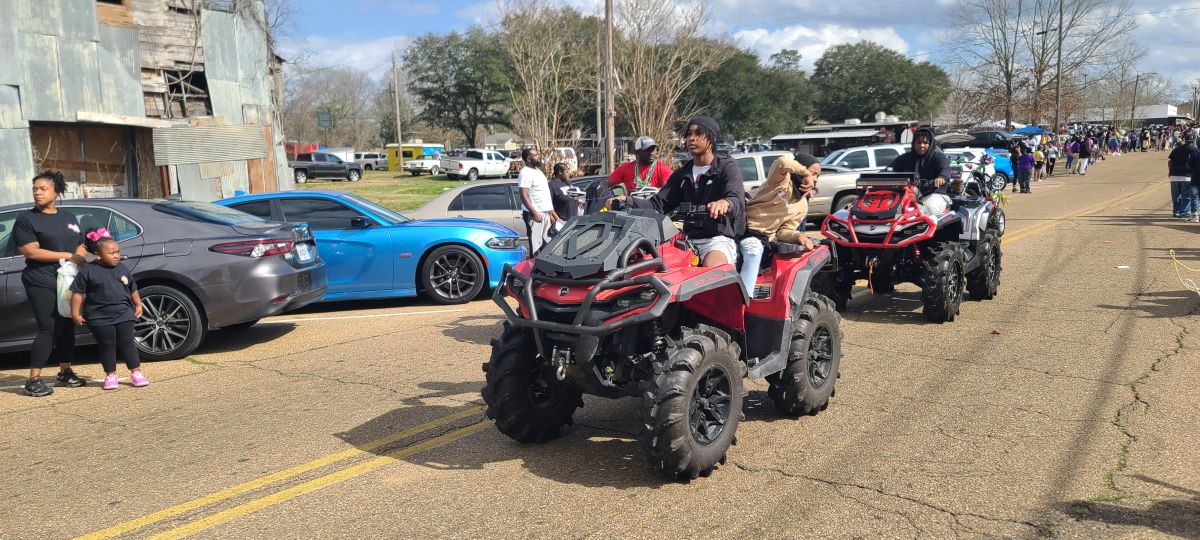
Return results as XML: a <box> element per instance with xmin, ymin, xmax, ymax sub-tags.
<box><xmin>295</xmin><ymin>170</ymin><xmax>469</xmax><ymax>212</ymax></box>
<box><xmin>186</xmin><ymin>357</ymin><xmax>216</xmax><ymax>365</ymax></box>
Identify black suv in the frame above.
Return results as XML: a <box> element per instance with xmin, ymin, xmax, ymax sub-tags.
<box><xmin>942</xmin><ymin>131</ymin><xmax>1015</xmax><ymax>150</ymax></box>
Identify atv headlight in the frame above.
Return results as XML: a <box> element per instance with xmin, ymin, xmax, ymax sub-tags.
<box><xmin>826</xmin><ymin>221</ymin><xmax>850</xmax><ymax>240</ymax></box>
<box><xmin>487</xmin><ymin>237</ymin><xmax>520</xmax><ymax>250</ymax></box>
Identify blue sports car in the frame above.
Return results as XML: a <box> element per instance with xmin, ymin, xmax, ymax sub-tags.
<box><xmin>984</xmin><ymin>148</ymin><xmax>1015</xmax><ymax>190</ymax></box>
<box><xmin>216</xmin><ymin>191</ymin><xmax>525</xmax><ymax>304</ymax></box>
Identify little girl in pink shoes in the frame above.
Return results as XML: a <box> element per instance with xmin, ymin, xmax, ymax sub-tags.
<box><xmin>70</xmin><ymin>230</ymin><xmax>148</xmax><ymax>390</ymax></box>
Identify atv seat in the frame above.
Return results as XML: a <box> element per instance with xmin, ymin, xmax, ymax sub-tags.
<box><xmin>950</xmin><ymin>195</ymin><xmax>986</xmax><ymax>211</ymax></box>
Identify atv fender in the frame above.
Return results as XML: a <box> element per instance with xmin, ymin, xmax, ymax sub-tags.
<box><xmin>746</xmin><ymin>245</ymin><xmax>832</xmax><ymax>380</ymax></box>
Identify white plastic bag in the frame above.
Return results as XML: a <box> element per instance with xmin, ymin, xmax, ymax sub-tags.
<box><xmin>56</xmin><ymin>259</ymin><xmax>79</xmax><ymax>318</ymax></box>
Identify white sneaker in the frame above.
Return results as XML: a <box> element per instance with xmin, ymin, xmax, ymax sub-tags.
<box><xmin>1191</xmin><ymin>215</ymin><xmax>1199</xmax><ymax>223</ymax></box>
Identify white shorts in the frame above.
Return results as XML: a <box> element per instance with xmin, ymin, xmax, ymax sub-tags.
<box><xmin>692</xmin><ymin>236</ymin><xmax>738</xmax><ymax>265</ymax></box>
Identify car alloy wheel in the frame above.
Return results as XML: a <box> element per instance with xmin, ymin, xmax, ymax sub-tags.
<box><xmin>135</xmin><ymin>293</ymin><xmax>192</xmax><ymax>356</ymax></box>
<box><xmin>425</xmin><ymin>247</ymin><xmax>483</xmax><ymax>304</ymax></box>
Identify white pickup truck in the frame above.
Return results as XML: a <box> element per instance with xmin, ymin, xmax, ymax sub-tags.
<box><xmin>441</xmin><ymin>149</ymin><xmax>513</xmax><ymax>181</ymax></box>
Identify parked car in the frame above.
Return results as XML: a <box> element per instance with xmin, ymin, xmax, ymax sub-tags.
<box><xmin>984</xmin><ymin>148</ymin><xmax>1015</xmax><ymax>189</ymax></box>
<box><xmin>404</xmin><ymin>155</ymin><xmax>442</xmax><ymax>176</ymax></box>
<box><xmin>407</xmin><ymin>177</ymin><xmax>605</xmax><ymax>240</ymax></box>
<box><xmin>290</xmin><ymin>152</ymin><xmax>363</xmax><ymax>184</ymax></box>
<box><xmin>217</xmin><ymin>191</ymin><xmax>525</xmax><ymax>305</ymax></box>
<box><xmin>942</xmin><ymin>131</ymin><xmax>1016</xmax><ymax>149</ymax></box>
<box><xmin>730</xmin><ymin>151</ymin><xmax>794</xmax><ymax>192</ymax></box>
<box><xmin>819</xmin><ymin>144</ymin><xmax>907</xmax><ymax>173</ymax></box>
<box><xmin>354</xmin><ymin>152</ymin><xmax>389</xmax><ymax>171</ymax></box>
<box><xmin>441</xmin><ymin>149</ymin><xmax>513</xmax><ymax>181</ymax></box>
<box><xmin>0</xmin><ymin>199</ymin><xmax>327</xmax><ymax>360</ymax></box>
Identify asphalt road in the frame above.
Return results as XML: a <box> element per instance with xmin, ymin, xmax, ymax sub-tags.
<box><xmin>2</xmin><ymin>151</ymin><xmax>1198</xmax><ymax>539</ymax></box>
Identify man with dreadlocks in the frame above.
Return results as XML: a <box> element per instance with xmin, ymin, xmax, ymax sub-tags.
<box><xmin>609</xmin><ymin>116</ymin><xmax>746</xmax><ymax>267</ymax></box>
<box><xmin>890</xmin><ymin>127</ymin><xmax>953</xmax><ymax>215</ymax></box>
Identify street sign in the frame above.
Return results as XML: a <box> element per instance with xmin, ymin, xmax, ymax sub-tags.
<box><xmin>316</xmin><ymin>110</ymin><xmax>333</xmax><ymax>129</ymax></box>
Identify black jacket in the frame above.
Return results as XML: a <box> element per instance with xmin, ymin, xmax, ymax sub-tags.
<box><xmin>628</xmin><ymin>154</ymin><xmax>746</xmax><ymax>239</ymax></box>
<box><xmin>1168</xmin><ymin>143</ymin><xmax>1194</xmax><ymax>177</ymax></box>
<box><xmin>1190</xmin><ymin>147</ymin><xmax>1200</xmax><ymax>187</ymax></box>
<box><xmin>890</xmin><ymin>130</ymin><xmax>951</xmax><ymax>195</ymax></box>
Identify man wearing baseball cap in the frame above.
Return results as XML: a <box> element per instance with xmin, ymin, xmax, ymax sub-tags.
<box><xmin>608</xmin><ymin>136</ymin><xmax>673</xmax><ymax>193</ymax></box>
<box><xmin>612</xmin><ymin>116</ymin><xmax>746</xmax><ymax>268</ymax></box>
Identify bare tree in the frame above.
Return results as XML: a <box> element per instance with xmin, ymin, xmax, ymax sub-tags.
<box><xmin>281</xmin><ymin>65</ymin><xmax>383</xmax><ymax>149</ymax></box>
<box><xmin>612</xmin><ymin>0</ymin><xmax>733</xmax><ymax>152</ymax></box>
<box><xmin>954</xmin><ymin>0</ymin><xmax>1024</xmax><ymax>129</ymax></box>
<box><xmin>955</xmin><ymin>0</ymin><xmax>1139</xmax><ymax>128</ymax></box>
<box><xmin>497</xmin><ymin>0</ymin><xmax>600</xmax><ymax>158</ymax></box>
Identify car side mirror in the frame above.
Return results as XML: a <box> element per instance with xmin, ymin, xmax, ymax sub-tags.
<box><xmin>350</xmin><ymin>217</ymin><xmax>373</xmax><ymax>229</ymax></box>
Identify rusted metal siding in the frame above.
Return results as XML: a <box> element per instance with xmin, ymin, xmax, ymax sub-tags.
<box><xmin>0</xmin><ymin>0</ymin><xmax>20</xmax><ymax>86</ymax></box>
<box><xmin>58</xmin><ymin>38</ymin><xmax>104</xmax><ymax>116</ymax></box>
<box><xmin>0</xmin><ymin>128</ymin><xmax>36</xmax><ymax>205</ymax></box>
<box><xmin>0</xmin><ymin>86</ymin><xmax>27</xmax><ymax>130</ymax></box>
<box><xmin>97</xmin><ymin>25</ymin><xmax>145</xmax><ymax>117</ymax></box>
<box><xmin>151</xmin><ymin>124</ymin><xmax>268</xmax><ymax>165</ymax></box>
<box><xmin>60</xmin><ymin>0</ymin><xmax>99</xmax><ymax>42</ymax></box>
<box><xmin>18</xmin><ymin>33</ymin><xmax>68</xmax><ymax>122</ymax></box>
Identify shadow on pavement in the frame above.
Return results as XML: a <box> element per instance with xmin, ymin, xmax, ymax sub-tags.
<box><xmin>439</xmin><ymin>314</ymin><xmax>503</xmax><ymax>346</ymax></box>
<box><xmin>1144</xmin><ymin>247</ymin><xmax>1200</xmax><ymax>264</ymax></box>
<box><xmin>844</xmin><ymin>291</ymin><xmax>936</xmax><ymax>325</ymax></box>
<box><xmin>1056</xmin><ymin>475</ymin><xmax>1200</xmax><ymax>538</ymax></box>
<box><xmin>1096</xmin><ymin>290</ymin><xmax>1200</xmax><ymax>319</ymax></box>
<box><xmin>340</xmin><ymin>380</ymin><xmax>816</xmax><ymax>489</ymax></box>
<box><xmin>1083</xmin><ymin>214</ymin><xmax>1198</xmax><ymax>235</ymax></box>
<box><xmin>192</xmin><ymin>323</ymin><xmax>297</xmax><ymax>354</ymax></box>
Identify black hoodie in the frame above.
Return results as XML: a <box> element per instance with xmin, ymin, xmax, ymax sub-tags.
<box><xmin>889</xmin><ymin>127</ymin><xmax>951</xmax><ymax>194</ymax></box>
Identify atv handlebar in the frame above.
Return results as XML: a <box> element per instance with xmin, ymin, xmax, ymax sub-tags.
<box><xmin>671</xmin><ymin>202</ymin><xmax>711</xmax><ymax>222</ymax></box>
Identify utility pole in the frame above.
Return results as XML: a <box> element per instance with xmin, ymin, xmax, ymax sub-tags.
<box><xmin>604</xmin><ymin>0</ymin><xmax>616</xmax><ymax>175</ymax></box>
<box><xmin>391</xmin><ymin>53</ymin><xmax>405</xmax><ymax>170</ymax></box>
<box><xmin>1053</xmin><ymin>0</ymin><xmax>1063</xmax><ymax>133</ymax></box>
<box><xmin>1129</xmin><ymin>73</ymin><xmax>1141</xmax><ymax>131</ymax></box>
<box><xmin>595</xmin><ymin>30</ymin><xmax>603</xmax><ymax>171</ymax></box>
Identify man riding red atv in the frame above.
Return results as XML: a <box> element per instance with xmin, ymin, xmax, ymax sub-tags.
<box><xmin>819</xmin><ymin>131</ymin><xmax>1003</xmax><ymax>322</ymax></box>
<box><xmin>484</xmin><ymin>203</ymin><xmax>844</xmax><ymax>480</ymax></box>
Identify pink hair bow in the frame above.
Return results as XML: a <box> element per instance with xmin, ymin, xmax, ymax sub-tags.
<box><xmin>86</xmin><ymin>228</ymin><xmax>111</xmax><ymax>242</ymax></box>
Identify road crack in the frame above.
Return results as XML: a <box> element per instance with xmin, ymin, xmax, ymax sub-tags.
<box><xmin>730</xmin><ymin>461</ymin><xmax>1051</xmax><ymax>536</ymax></box>
<box><xmin>1103</xmin><ymin>302</ymin><xmax>1197</xmax><ymax>496</ymax></box>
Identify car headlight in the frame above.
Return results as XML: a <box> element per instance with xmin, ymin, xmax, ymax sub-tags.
<box><xmin>486</xmin><ymin>237</ymin><xmax>521</xmax><ymax>250</ymax></box>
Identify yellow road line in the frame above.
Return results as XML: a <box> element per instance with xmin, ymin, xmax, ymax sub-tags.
<box><xmin>76</xmin><ymin>406</ymin><xmax>485</xmax><ymax>540</ymax></box>
<box><xmin>149</xmin><ymin>421</ymin><xmax>491</xmax><ymax>540</ymax></box>
<box><xmin>1004</xmin><ymin>182</ymin><xmax>1161</xmax><ymax>244</ymax></box>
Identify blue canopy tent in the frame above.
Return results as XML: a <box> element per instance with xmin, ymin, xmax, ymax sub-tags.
<box><xmin>1012</xmin><ymin>125</ymin><xmax>1051</xmax><ymax>136</ymax></box>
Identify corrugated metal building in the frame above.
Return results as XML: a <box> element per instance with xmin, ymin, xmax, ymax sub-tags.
<box><xmin>0</xmin><ymin>0</ymin><xmax>290</xmax><ymax>205</ymax></box>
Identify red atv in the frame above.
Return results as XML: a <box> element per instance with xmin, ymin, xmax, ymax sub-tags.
<box><xmin>484</xmin><ymin>205</ymin><xmax>844</xmax><ymax>479</ymax></box>
<box><xmin>819</xmin><ymin>172</ymin><xmax>1003</xmax><ymax>322</ymax></box>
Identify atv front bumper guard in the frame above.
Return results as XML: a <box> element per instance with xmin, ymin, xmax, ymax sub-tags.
<box><xmin>493</xmin><ymin>240</ymin><xmax>674</xmax><ymax>337</ymax></box>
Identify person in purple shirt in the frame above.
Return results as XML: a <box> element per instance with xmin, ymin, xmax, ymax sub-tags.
<box><xmin>1015</xmin><ymin>147</ymin><xmax>1035</xmax><ymax>194</ymax></box>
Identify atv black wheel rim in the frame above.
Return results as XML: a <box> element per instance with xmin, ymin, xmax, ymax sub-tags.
<box><xmin>527</xmin><ymin>365</ymin><xmax>564</xmax><ymax>408</ymax></box>
<box><xmin>134</xmin><ymin>294</ymin><xmax>191</xmax><ymax>355</ymax></box>
<box><xmin>948</xmin><ymin>262</ymin><xmax>963</xmax><ymax>306</ymax></box>
<box><xmin>689</xmin><ymin>365</ymin><xmax>732</xmax><ymax>446</ymax></box>
<box><xmin>807</xmin><ymin>325</ymin><xmax>834</xmax><ymax>388</ymax></box>
<box><xmin>430</xmin><ymin>252</ymin><xmax>478</xmax><ymax>300</ymax></box>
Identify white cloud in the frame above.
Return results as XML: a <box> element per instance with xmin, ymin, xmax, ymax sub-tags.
<box><xmin>734</xmin><ymin>24</ymin><xmax>910</xmax><ymax>70</ymax></box>
<box><xmin>278</xmin><ymin>35</ymin><xmax>413</xmax><ymax>80</ymax></box>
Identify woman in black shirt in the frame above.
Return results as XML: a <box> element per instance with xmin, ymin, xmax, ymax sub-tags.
<box><xmin>13</xmin><ymin>171</ymin><xmax>88</xmax><ymax>397</ymax></box>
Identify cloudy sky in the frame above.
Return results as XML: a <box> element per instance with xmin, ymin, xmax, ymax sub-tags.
<box><xmin>278</xmin><ymin>0</ymin><xmax>1200</xmax><ymax>91</ymax></box>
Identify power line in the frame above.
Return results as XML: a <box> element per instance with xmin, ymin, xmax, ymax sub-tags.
<box><xmin>290</xmin><ymin>52</ymin><xmax>395</xmax><ymax>77</ymax></box>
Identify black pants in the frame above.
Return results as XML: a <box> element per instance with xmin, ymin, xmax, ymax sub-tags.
<box><xmin>1047</xmin><ymin>158</ymin><xmax>1056</xmax><ymax>176</ymax></box>
<box><xmin>89</xmin><ymin>321</ymin><xmax>140</xmax><ymax>373</ymax></box>
<box><xmin>25</xmin><ymin>283</ymin><xmax>75</xmax><ymax>369</ymax></box>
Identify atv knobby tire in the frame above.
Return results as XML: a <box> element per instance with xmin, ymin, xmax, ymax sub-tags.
<box><xmin>483</xmin><ymin>323</ymin><xmax>583</xmax><ymax>443</ymax></box>
<box><xmin>639</xmin><ymin>325</ymin><xmax>745</xmax><ymax>480</ymax></box>
<box><xmin>966</xmin><ymin>231</ymin><xmax>1001</xmax><ymax>300</ymax></box>
<box><xmin>921</xmin><ymin>242</ymin><xmax>966</xmax><ymax>323</ymax></box>
<box><xmin>767</xmin><ymin>292</ymin><xmax>842</xmax><ymax>416</ymax></box>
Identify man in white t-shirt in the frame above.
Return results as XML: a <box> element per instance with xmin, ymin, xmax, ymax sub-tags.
<box><xmin>517</xmin><ymin>148</ymin><xmax>559</xmax><ymax>255</ymax></box>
